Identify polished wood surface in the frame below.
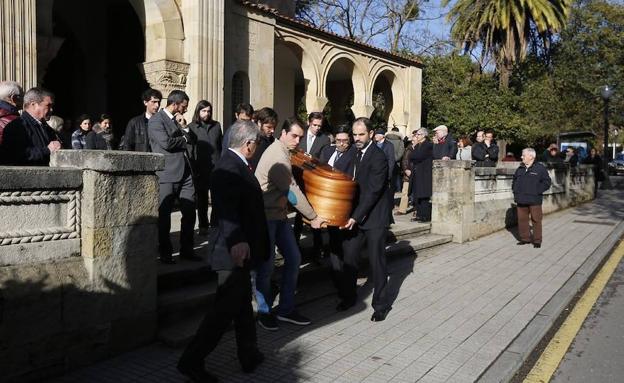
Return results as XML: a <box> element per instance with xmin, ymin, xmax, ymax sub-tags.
<box><xmin>291</xmin><ymin>149</ymin><xmax>356</xmax><ymax>227</ymax></box>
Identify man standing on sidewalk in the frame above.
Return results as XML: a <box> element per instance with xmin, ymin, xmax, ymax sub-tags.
<box><xmin>254</xmin><ymin>117</ymin><xmax>325</xmax><ymax>330</ymax></box>
<box><xmin>337</xmin><ymin>117</ymin><xmax>391</xmax><ymax>322</ymax></box>
<box><xmin>512</xmin><ymin>148</ymin><xmax>552</xmax><ymax>248</ymax></box>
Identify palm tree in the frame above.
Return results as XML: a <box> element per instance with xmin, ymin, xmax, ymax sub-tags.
<box><xmin>442</xmin><ymin>0</ymin><xmax>571</xmax><ymax>88</ymax></box>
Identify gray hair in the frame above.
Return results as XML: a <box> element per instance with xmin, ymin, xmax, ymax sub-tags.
<box><xmin>522</xmin><ymin>148</ymin><xmax>536</xmax><ymax>158</ymax></box>
<box><xmin>417</xmin><ymin>128</ymin><xmax>429</xmax><ymax>137</ymax></box>
<box><xmin>0</xmin><ymin>81</ymin><xmax>23</xmax><ymax>101</ymax></box>
<box><xmin>229</xmin><ymin>120</ymin><xmax>259</xmax><ymax>149</ymax></box>
<box><xmin>23</xmin><ymin>87</ymin><xmax>54</xmax><ymax>106</ymax></box>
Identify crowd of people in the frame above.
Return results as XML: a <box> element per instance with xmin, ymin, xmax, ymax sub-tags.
<box><xmin>0</xmin><ymin>79</ymin><xmax>562</xmax><ymax>383</ymax></box>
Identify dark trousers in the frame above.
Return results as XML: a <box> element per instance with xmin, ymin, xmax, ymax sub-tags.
<box><xmin>179</xmin><ymin>268</ymin><xmax>257</xmax><ymax>367</ymax></box>
<box><xmin>158</xmin><ymin>172</ymin><xmax>195</xmax><ymax>257</ymax></box>
<box><xmin>195</xmin><ymin>185</ymin><xmax>216</xmax><ymax>228</ymax></box>
<box><xmin>337</xmin><ymin>227</ymin><xmax>389</xmax><ymax>312</ymax></box>
<box><xmin>293</xmin><ymin>213</ymin><xmax>323</xmax><ymax>251</ymax></box>
<box><xmin>415</xmin><ymin>197</ymin><xmax>431</xmax><ymax>221</ymax></box>
<box><xmin>517</xmin><ymin>204</ymin><xmax>543</xmax><ymax>244</ymax></box>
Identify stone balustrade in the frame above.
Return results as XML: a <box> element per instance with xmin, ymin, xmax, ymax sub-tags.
<box><xmin>0</xmin><ymin>150</ymin><xmax>164</xmax><ymax>382</ymax></box>
<box><xmin>431</xmin><ymin>160</ymin><xmax>595</xmax><ymax>243</ymax></box>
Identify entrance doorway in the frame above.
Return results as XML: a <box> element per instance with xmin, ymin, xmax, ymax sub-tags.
<box><xmin>39</xmin><ymin>0</ymin><xmax>148</xmax><ymax>137</ymax></box>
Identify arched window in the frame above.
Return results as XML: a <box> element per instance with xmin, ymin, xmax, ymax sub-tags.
<box><xmin>231</xmin><ymin>71</ymin><xmax>250</xmax><ymax>115</ymax></box>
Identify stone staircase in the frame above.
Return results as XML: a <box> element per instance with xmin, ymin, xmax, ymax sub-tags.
<box><xmin>156</xmin><ymin>216</ymin><xmax>453</xmax><ymax>347</ymax></box>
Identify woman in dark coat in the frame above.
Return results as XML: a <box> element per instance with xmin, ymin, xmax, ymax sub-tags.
<box><xmin>396</xmin><ymin>133</ymin><xmax>415</xmax><ymax>215</ymax></box>
<box><xmin>409</xmin><ymin>127</ymin><xmax>433</xmax><ymax>222</ymax></box>
<box><xmin>187</xmin><ymin>100</ymin><xmax>222</xmax><ymax>234</ymax></box>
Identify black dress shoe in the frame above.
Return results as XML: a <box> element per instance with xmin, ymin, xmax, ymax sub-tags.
<box><xmin>177</xmin><ymin>362</ymin><xmax>218</xmax><ymax>383</ymax></box>
<box><xmin>336</xmin><ymin>300</ymin><xmax>356</xmax><ymax>312</ymax></box>
<box><xmin>239</xmin><ymin>349</ymin><xmax>264</xmax><ymax>373</ymax></box>
<box><xmin>516</xmin><ymin>241</ymin><xmax>531</xmax><ymax>246</ymax></box>
<box><xmin>371</xmin><ymin>307</ymin><xmax>392</xmax><ymax>322</ymax></box>
<box><xmin>533</xmin><ymin>243</ymin><xmax>541</xmax><ymax>248</ymax></box>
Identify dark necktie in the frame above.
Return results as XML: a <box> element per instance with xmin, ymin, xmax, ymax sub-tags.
<box><xmin>353</xmin><ymin>150</ymin><xmax>363</xmax><ymax>178</ymax></box>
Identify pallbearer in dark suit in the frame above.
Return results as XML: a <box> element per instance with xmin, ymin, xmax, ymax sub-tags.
<box><xmin>148</xmin><ymin>90</ymin><xmax>199</xmax><ymax>264</ymax></box>
<box><xmin>178</xmin><ymin>120</ymin><xmax>270</xmax><ymax>383</ymax></box>
<box><xmin>319</xmin><ymin>126</ymin><xmax>355</xmax><ymax>291</ymax></box>
<box><xmin>337</xmin><ymin>117</ymin><xmax>392</xmax><ymax>322</ymax></box>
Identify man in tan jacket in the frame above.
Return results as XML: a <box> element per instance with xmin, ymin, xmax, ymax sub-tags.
<box><xmin>254</xmin><ymin>116</ymin><xmax>324</xmax><ymax>330</ymax></box>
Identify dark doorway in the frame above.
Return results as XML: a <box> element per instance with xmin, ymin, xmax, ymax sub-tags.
<box><xmin>40</xmin><ymin>0</ymin><xmax>148</xmax><ymax>138</ymax></box>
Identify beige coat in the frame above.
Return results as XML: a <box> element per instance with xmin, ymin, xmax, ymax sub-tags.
<box><xmin>255</xmin><ymin>140</ymin><xmax>317</xmax><ymax>221</ymax></box>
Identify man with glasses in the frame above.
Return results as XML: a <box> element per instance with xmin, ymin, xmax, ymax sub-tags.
<box><xmin>1</xmin><ymin>87</ymin><xmax>61</xmax><ymax>166</ymax></box>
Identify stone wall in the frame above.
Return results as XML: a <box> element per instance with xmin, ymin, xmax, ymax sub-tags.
<box><xmin>0</xmin><ymin>151</ymin><xmax>164</xmax><ymax>382</ymax></box>
<box><xmin>431</xmin><ymin>161</ymin><xmax>595</xmax><ymax>243</ymax></box>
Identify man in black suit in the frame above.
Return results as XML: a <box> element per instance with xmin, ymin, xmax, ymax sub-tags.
<box><xmin>178</xmin><ymin>120</ymin><xmax>270</xmax><ymax>382</ymax></box>
<box><xmin>337</xmin><ymin>117</ymin><xmax>392</xmax><ymax>322</ymax></box>
<box><xmin>300</xmin><ymin>112</ymin><xmax>331</xmax><ymax>158</ymax></box>
<box><xmin>294</xmin><ymin>111</ymin><xmax>332</xmax><ymax>255</ymax></box>
<box><xmin>319</xmin><ymin>125</ymin><xmax>355</xmax><ymax>287</ymax></box>
<box><xmin>148</xmin><ymin>90</ymin><xmax>199</xmax><ymax>264</ymax></box>
<box><xmin>319</xmin><ymin>125</ymin><xmax>354</xmax><ymax>173</ymax></box>
<box><xmin>432</xmin><ymin>124</ymin><xmax>457</xmax><ymax>160</ymax></box>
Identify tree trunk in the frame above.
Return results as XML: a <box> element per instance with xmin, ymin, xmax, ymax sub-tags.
<box><xmin>498</xmin><ymin>59</ymin><xmax>513</xmax><ymax>89</ymax></box>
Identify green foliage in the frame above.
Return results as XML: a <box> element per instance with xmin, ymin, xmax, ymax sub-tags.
<box><xmin>424</xmin><ymin>1</ymin><xmax>624</xmax><ymax>147</ymax></box>
<box><xmin>422</xmin><ymin>54</ymin><xmax>526</xmax><ymax>143</ymax></box>
<box><xmin>443</xmin><ymin>0</ymin><xmax>572</xmax><ymax>88</ymax></box>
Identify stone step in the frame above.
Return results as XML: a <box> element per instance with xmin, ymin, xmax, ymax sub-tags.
<box><xmin>388</xmin><ymin>221</ymin><xmax>431</xmax><ymax>241</ymax></box>
<box><xmin>158</xmin><ymin>280</ymin><xmax>217</xmax><ymax>325</ymax></box>
<box><xmin>157</xmin><ymin>232</ymin><xmax>453</xmax><ymax>348</ymax></box>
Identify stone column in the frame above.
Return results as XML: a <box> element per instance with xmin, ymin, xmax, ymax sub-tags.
<box><xmin>142</xmin><ymin>59</ymin><xmax>190</xmax><ymax>100</ymax></box>
<box><xmin>183</xmin><ymin>0</ymin><xmax>225</xmax><ymax>123</ymax></box>
<box><xmin>430</xmin><ymin>160</ymin><xmax>475</xmax><ymax>243</ymax></box>
<box><xmin>50</xmin><ymin>150</ymin><xmax>164</xmax><ymax>351</ymax></box>
<box><xmin>0</xmin><ymin>0</ymin><xmax>37</xmax><ymax>88</ymax></box>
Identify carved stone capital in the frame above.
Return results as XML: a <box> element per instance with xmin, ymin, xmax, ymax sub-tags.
<box><xmin>141</xmin><ymin>59</ymin><xmax>190</xmax><ymax>95</ymax></box>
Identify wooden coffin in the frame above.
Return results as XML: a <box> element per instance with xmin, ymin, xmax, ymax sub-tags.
<box><xmin>291</xmin><ymin>150</ymin><xmax>356</xmax><ymax>227</ymax></box>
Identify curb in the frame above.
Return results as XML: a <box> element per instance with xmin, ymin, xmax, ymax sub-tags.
<box><xmin>477</xmin><ymin>219</ymin><xmax>624</xmax><ymax>383</ymax></box>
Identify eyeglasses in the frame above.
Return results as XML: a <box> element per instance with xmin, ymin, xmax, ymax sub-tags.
<box><xmin>335</xmin><ymin>139</ymin><xmax>350</xmax><ymax>144</ymax></box>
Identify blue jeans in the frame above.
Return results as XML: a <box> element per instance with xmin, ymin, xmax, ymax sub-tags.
<box><xmin>255</xmin><ymin>219</ymin><xmax>301</xmax><ymax>316</ymax></box>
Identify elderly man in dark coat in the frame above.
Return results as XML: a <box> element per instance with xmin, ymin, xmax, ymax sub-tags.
<box><xmin>409</xmin><ymin>128</ymin><xmax>434</xmax><ymax>222</ymax></box>
<box><xmin>1</xmin><ymin>87</ymin><xmax>61</xmax><ymax>166</ymax></box>
<box><xmin>512</xmin><ymin>148</ymin><xmax>552</xmax><ymax>249</ymax></box>
<box><xmin>178</xmin><ymin>120</ymin><xmax>270</xmax><ymax>382</ymax></box>
<box><xmin>432</xmin><ymin>124</ymin><xmax>457</xmax><ymax>160</ymax></box>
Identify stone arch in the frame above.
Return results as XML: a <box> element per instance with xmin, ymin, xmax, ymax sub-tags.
<box><xmin>370</xmin><ymin>65</ymin><xmax>408</xmax><ymax>129</ymax></box>
<box><xmin>276</xmin><ymin>33</ymin><xmax>325</xmax><ymax>114</ymax></box>
<box><xmin>128</xmin><ymin>0</ymin><xmax>185</xmax><ymax>63</ymax></box>
<box><xmin>322</xmin><ymin>51</ymin><xmax>371</xmax><ymax>118</ymax></box>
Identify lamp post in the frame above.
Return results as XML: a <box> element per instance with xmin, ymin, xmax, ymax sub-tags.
<box><xmin>600</xmin><ymin>85</ymin><xmax>614</xmax><ymax>189</ymax></box>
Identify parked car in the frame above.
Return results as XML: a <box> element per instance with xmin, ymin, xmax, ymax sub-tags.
<box><xmin>608</xmin><ymin>153</ymin><xmax>624</xmax><ymax>175</ymax></box>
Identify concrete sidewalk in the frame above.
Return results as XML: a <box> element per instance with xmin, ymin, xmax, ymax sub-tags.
<box><xmin>52</xmin><ymin>187</ymin><xmax>624</xmax><ymax>383</ymax></box>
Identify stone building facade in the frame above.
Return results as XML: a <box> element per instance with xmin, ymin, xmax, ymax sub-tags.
<box><xmin>0</xmin><ymin>0</ymin><xmax>422</xmax><ymax>135</ymax></box>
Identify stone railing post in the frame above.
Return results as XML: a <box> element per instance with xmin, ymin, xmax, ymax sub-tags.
<box><xmin>430</xmin><ymin>160</ymin><xmax>475</xmax><ymax>243</ymax></box>
<box><xmin>50</xmin><ymin>150</ymin><xmax>164</xmax><ymax>349</ymax></box>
